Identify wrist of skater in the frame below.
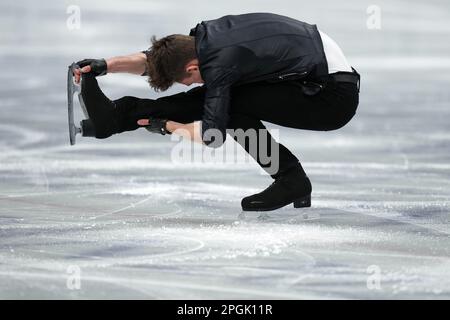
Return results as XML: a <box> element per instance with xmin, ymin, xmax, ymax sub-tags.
<box><xmin>137</xmin><ymin>119</ymin><xmax>203</xmax><ymax>143</ymax></box>
<box><xmin>105</xmin><ymin>57</ymin><xmax>121</xmax><ymax>73</ymax></box>
<box><xmin>137</xmin><ymin>118</ymin><xmax>171</xmax><ymax>135</ymax></box>
<box><xmin>165</xmin><ymin>121</ymin><xmax>177</xmax><ymax>133</ymax></box>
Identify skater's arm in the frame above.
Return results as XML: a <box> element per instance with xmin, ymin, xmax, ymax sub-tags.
<box><xmin>137</xmin><ymin>119</ymin><xmax>204</xmax><ymax>144</ymax></box>
<box><xmin>74</xmin><ymin>53</ymin><xmax>146</xmax><ymax>83</ymax></box>
<box><xmin>106</xmin><ymin>52</ymin><xmax>147</xmax><ymax>75</ymax></box>
<box><xmin>166</xmin><ymin>121</ymin><xmax>204</xmax><ymax>144</ymax></box>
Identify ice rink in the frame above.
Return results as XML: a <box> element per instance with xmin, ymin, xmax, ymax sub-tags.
<box><xmin>1</xmin><ymin>0</ymin><xmax>449</xmax><ymax>299</ymax></box>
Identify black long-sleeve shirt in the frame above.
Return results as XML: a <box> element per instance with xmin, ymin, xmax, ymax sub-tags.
<box><xmin>188</xmin><ymin>13</ymin><xmax>328</xmax><ymax>147</ymax></box>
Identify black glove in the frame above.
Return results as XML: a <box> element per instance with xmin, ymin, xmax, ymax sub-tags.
<box><xmin>143</xmin><ymin>118</ymin><xmax>171</xmax><ymax>135</ymax></box>
<box><xmin>75</xmin><ymin>58</ymin><xmax>108</xmax><ymax>76</ymax></box>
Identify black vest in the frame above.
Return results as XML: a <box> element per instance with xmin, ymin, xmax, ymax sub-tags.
<box><xmin>188</xmin><ymin>13</ymin><xmax>329</xmax><ymax>147</ymax></box>
<box><xmin>189</xmin><ymin>13</ymin><xmax>328</xmax><ymax>85</ymax></box>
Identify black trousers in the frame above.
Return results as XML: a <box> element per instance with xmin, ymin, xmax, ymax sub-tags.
<box><xmin>113</xmin><ymin>76</ymin><xmax>359</xmax><ymax>178</ymax></box>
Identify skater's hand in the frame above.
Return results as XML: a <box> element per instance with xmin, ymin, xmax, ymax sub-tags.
<box><xmin>137</xmin><ymin>118</ymin><xmax>171</xmax><ymax>135</ymax></box>
<box><xmin>73</xmin><ymin>66</ymin><xmax>91</xmax><ymax>84</ymax></box>
<box><xmin>137</xmin><ymin>119</ymin><xmax>150</xmax><ymax>126</ymax></box>
<box><xmin>138</xmin><ymin>120</ymin><xmax>203</xmax><ymax>144</ymax></box>
<box><xmin>73</xmin><ymin>58</ymin><xmax>107</xmax><ymax>83</ymax></box>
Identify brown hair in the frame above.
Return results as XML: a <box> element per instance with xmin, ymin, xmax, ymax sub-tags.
<box><xmin>145</xmin><ymin>34</ymin><xmax>196</xmax><ymax>91</ymax></box>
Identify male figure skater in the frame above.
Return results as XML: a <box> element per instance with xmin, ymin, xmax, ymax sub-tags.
<box><xmin>72</xmin><ymin>12</ymin><xmax>360</xmax><ymax>211</ymax></box>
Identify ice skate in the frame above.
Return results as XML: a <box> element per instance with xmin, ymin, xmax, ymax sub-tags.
<box><xmin>241</xmin><ymin>165</ymin><xmax>312</xmax><ymax>211</ymax></box>
<box><xmin>67</xmin><ymin>62</ymin><xmax>96</xmax><ymax>145</ymax></box>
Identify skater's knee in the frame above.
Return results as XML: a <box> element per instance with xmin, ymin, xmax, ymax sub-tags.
<box><xmin>228</xmin><ymin>113</ymin><xmax>257</xmax><ymax>129</ymax></box>
<box><xmin>323</xmin><ymin>109</ymin><xmax>357</xmax><ymax>131</ymax></box>
<box><xmin>114</xmin><ymin>96</ymin><xmax>144</xmax><ymax>117</ymax></box>
<box><xmin>114</xmin><ymin>96</ymin><xmax>140</xmax><ymax>107</ymax></box>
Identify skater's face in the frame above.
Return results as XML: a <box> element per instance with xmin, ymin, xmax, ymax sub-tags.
<box><xmin>178</xmin><ymin>59</ymin><xmax>204</xmax><ymax>86</ymax></box>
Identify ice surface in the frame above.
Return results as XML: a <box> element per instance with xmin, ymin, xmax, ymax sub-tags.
<box><xmin>0</xmin><ymin>0</ymin><xmax>449</xmax><ymax>299</ymax></box>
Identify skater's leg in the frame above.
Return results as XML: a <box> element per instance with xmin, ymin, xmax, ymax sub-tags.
<box><xmin>230</xmin><ymin>79</ymin><xmax>359</xmax><ymax>131</ymax></box>
<box><xmin>227</xmin><ymin>79</ymin><xmax>357</xmax><ymax>211</ymax></box>
<box><xmin>228</xmin><ymin>113</ymin><xmax>303</xmax><ymax>178</ymax></box>
<box><xmin>80</xmin><ymin>70</ymin><xmax>205</xmax><ymax>137</ymax></box>
<box><xmin>80</xmin><ymin>73</ymin><xmax>119</xmax><ymax>138</ymax></box>
<box><xmin>114</xmin><ymin>86</ymin><xmax>205</xmax><ymax>133</ymax></box>
<box><xmin>229</xmin><ymin>113</ymin><xmax>311</xmax><ymax>211</ymax></box>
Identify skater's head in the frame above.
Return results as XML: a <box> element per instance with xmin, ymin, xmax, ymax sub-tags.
<box><xmin>145</xmin><ymin>34</ymin><xmax>203</xmax><ymax>91</ymax></box>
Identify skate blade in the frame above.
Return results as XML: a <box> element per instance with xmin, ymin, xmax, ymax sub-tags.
<box><xmin>67</xmin><ymin>62</ymin><xmax>85</xmax><ymax>145</ymax></box>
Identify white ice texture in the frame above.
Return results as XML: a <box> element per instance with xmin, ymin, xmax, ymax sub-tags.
<box><xmin>0</xmin><ymin>0</ymin><xmax>449</xmax><ymax>299</ymax></box>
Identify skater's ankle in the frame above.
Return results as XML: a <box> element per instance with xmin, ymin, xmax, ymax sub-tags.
<box><xmin>80</xmin><ymin>74</ymin><xmax>120</xmax><ymax>138</ymax></box>
<box><xmin>271</xmin><ymin>162</ymin><xmax>307</xmax><ymax>180</ymax></box>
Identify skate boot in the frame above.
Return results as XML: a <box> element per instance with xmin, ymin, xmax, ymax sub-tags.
<box><xmin>79</xmin><ymin>73</ymin><xmax>119</xmax><ymax>139</ymax></box>
<box><xmin>67</xmin><ymin>63</ymin><xmax>118</xmax><ymax>144</ymax></box>
<box><xmin>241</xmin><ymin>165</ymin><xmax>312</xmax><ymax>211</ymax></box>
<box><xmin>80</xmin><ymin>119</ymin><xmax>96</xmax><ymax>137</ymax></box>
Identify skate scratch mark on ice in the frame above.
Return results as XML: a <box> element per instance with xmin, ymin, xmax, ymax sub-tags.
<box><xmin>88</xmin><ymin>196</ymin><xmax>154</xmax><ymax>220</ymax></box>
<box><xmin>304</xmin><ymin>248</ymin><xmax>450</xmax><ymax>262</ymax></box>
<box><xmin>0</xmin><ymin>189</ymin><xmax>106</xmax><ymax>199</ymax></box>
<box><xmin>82</xmin><ymin>234</ymin><xmax>205</xmax><ymax>267</ymax></box>
<box><xmin>0</xmin><ymin>141</ymin><xmax>165</xmax><ymax>161</ymax></box>
<box><xmin>106</xmin><ymin>281</ymin><xmax>156</xmax><ymax>298</ymax></box>
<box><xmin>0</xmin><ymin>270</ymin><xmax>320</xmax><ymax>299</ymax></box>
<box><xmin>339</xmin><ymin>207</ymin><xmax>450</xmax><ymax>236</ymax></box>
<box><xmin>281</xmin><ymin>249</ymin><xmax>317</xmax><ymax>287</ymax></box>
<box><xmin>0</xmin><ymin>269</ymin><xmax>155</xmax><ymax>298</ymax></box>
<box><xmin>223</xmin><ymin>248</ymin><xmax>317</xmax><ymax>277</ymax></box>
<box><xmin>0</xmin><ymin>196</ymin><xmax>100</xmax><ymax>212</ymax></box>
<box><xmin>0</xmin><ymin>124</ymin><xmax>47</xmax><ymax>149</ymax></box>
<box><xmin>88</xmin><ymin>198</ymin><xmax>183</xmax><ymax>220</ymax></box>
<box><xmin>5</xmin><ymin>235</ymin><xmax>205</xmax><ymax>268</ymax></box>
<box><xmin>17</xmin><ymin>248</ymin><xmax>104</xmax><ymax>261</ymax></box>
<box><xmin>111</xmin><ymin>235</ymin><xmax>205</xmax><ymax>266</ymax></box>
<box><xmin>221</xmin><ymin>266</ymin><xmax>313</xmax><ymax>290</ymax></box>
<box><xmin>0</xmin><ymin>142</ymin><xmax>171</xmax><ymax>160</ymax></box>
